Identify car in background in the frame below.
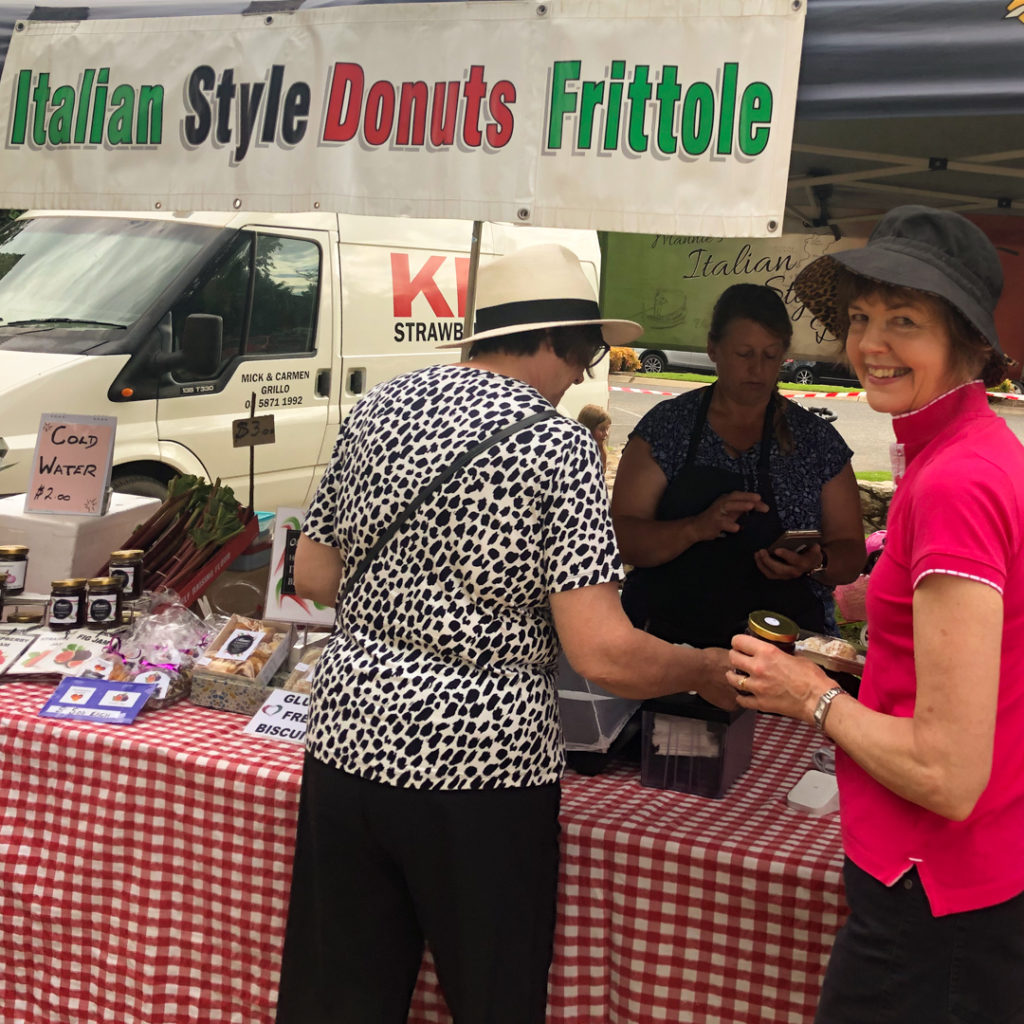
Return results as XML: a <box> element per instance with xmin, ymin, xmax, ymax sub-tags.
<box><xmin>779</xmin><ymin>357</ymin><xmax>860</xmax><ymax>387</ymax></box>
<box><xmin>630</xmin><ymin>345</ymin><xmax>717</xmax><ymax>375</ymax></box>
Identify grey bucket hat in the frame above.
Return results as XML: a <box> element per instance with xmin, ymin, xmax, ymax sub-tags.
<box><xmin>793</xmin><ymin>205</ymin><xmax>1004</xmax><ymax>355</ymax></box>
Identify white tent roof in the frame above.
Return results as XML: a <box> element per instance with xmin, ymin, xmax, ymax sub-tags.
<box><xmin>0</xmin><ymin>0</ymin><xmax>1019</xmax><ymax>232</ymax></box>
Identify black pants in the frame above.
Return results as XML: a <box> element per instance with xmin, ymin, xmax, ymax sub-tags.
<box><xmin>816</xmin><ymin>859</ymin><xmax>1024</xmax><ymax>1023</ymax></box>
<box><xmin>275</xmin><ymin>754</ymin><xmax>561</xmax><ymax>1024</ymax></box>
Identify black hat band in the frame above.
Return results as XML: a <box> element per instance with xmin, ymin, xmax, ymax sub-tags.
<box><xmin>474</xmin><ymin>298</ymin><xmax>602</xmax><ymax>335</ymax></box>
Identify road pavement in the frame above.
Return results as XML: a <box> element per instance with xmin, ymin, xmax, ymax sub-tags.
<box><xmin>607</xmin><ymin>376</ymin><xmax>1024</xmax><ymax>475</ymax></box>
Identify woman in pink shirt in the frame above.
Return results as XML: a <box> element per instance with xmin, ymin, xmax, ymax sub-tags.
<box><xmin>728</xmin><ymin>206</ymin><xmax>1024</xmax><ymax>1022</ymax></box>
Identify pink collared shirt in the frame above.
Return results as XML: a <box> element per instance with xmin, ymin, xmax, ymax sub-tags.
<box><xmin>838</xmin><ymin>381</ymin><xmax>1024</xmax><ymax>916</ymax></box>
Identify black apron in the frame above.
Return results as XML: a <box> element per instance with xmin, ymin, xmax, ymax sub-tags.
<box><xmin>621</xmin><ymin>385</ymin><xmax>826</xmax><ymax>648</ymax></box>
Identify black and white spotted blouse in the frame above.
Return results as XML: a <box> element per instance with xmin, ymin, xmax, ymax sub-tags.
<box><xmin>303</xmin><ymin>363</ymin><xmax>622</xmax><ymax>790</ymax></box>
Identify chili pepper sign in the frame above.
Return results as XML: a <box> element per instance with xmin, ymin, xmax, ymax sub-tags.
<box><xmin>265</xmin><ymin>508</ymin><xmax>336</xmax><ymax>628</ymax></box>
<box><xmin>0</xmin><ymin>0</ymin><xmax>805</xmax><ymax>237</ymax></box>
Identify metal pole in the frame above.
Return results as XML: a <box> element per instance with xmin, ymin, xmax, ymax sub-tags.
<box><xmin>460</xmin><ymin>220</ymin><xmax>484</xmax><ymax>361</ymax></box>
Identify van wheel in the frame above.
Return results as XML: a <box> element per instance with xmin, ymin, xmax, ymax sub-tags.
<box><xmin>640</xmin><ymin>352</ymin><xmax>667</xmax><ymax>374</ymax></box>
<box><xmin>112</xmin><ymin>474</ymin><xmax>168</xmax><ymax>500</ymax></box>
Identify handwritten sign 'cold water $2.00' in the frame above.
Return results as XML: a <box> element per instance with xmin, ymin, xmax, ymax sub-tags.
<box><xmin>25</xmin><ymin>413</ymin><xmax>116</xmax><ymax>516</ymax></box>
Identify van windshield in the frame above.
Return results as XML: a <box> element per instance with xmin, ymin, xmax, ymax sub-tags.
<box><xmin>0</xmin><ymin>216</ymin><xmax>220</xmax><ymax>335</ymax></box>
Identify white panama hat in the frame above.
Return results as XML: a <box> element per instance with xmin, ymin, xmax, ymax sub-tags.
<box><xmin>437</xmin><ymin>243</ymin><xmax>643</xmax><ymax>349</ymax></box>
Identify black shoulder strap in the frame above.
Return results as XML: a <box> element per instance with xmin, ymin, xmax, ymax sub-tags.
<box><xmin>340</xmin><ymin>408</ymin><xmax>560</xmax><ymax>600</ymax></box>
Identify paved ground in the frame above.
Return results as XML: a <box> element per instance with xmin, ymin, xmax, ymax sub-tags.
<box><xmin>605</xmin><ymin>373</ymin><xmax>1024</xmax><ymax>478</ymax></box>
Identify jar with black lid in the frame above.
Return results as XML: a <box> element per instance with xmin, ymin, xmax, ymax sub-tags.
<box><xmin>109</xmin><ymin>550</ymin><xmax>145</xmax><ymax>601</ymax></box>
<box><xmin>48</xmin><ymin>579</ymin><xmax>88</xmax><ymax>630</ymax></box>
<box><xmin>0</xmin><ymin>545</ymin><xmax>29</xmax><ymax>596</ymax></box>
<box><xmin>86</xmin><ymin>576</ymin><xmax>124</xmax><ymax>629</ymax></box>
<box><xmin>746</xmin><ymin>609</ymin><xmax>799</xmax><ymax>653</ymax></box>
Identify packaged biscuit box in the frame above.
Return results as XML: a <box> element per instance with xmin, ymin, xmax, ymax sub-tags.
<box><xmin>191</xmin><ymin>614</ymin><xmax>294</xmax><ymax>715</ymax></box>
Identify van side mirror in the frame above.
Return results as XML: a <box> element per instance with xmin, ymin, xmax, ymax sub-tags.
<box><xmin>151</xmin><ymin>313</ymin><xmax>223</xmax><ymax>378</ymax></box>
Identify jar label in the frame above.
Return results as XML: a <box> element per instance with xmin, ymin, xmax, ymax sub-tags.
<box><xmin>49</xmin><ymin>595</ymin><xmax>80</xmax><ymax>625</ymax></box>
<box><xmin>89</xmin><ymin>597</ymin><xmax>115</xmax><ymax>623</ymax></box>
<box><xmin>111</xmin><ymin>566</ymin><xmax>135</xmax><ymax>590</ymax></box>
<box><xmin>0</xmin><ymin>560</ymin><xmax>27</xmax><ymax>591</ymax></box>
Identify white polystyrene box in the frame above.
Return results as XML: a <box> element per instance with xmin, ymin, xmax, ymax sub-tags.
<box><xmin>0</xmin><ymin>492</ymin><xmax>160</xmax><ymax>596</ymax></box>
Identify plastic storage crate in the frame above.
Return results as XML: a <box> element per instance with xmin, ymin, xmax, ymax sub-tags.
<box><xmin>640</xmin><ymin>694</ymin><xmax>756</xmax><ymax>799</ymax></box>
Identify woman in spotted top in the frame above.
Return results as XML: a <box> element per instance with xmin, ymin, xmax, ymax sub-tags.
<box><xmin>275</xmin><ymin>245</ymin><xmax>737</xmax><ymax>1024</ymax></box>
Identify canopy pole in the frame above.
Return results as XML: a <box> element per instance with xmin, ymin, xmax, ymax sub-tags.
<box><xmin>460</xmin><ymin>220</ymin><xmax>483</xmax><ymax>362</ymax></box>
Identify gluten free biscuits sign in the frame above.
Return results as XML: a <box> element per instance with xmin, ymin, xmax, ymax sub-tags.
<box><xmin>25</xmin><ymin>413</ymin><xmax>116</xmax><ymax>516</ymax></box>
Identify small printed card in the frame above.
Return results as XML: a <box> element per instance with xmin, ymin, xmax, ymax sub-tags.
<box><xmin>0</xmin><ymin>630</ymin><xmax>38</xmax><ymax>677</ymax></box>
<box><xmin>207</xmin><ymin>627</ymin><xmax>269</xmax><ymax>663</ymax></box>
<box><xmin>39</xmin><ymin>677</ymin><xmax>157</xmax><ymax>725</ymax></box>
<box><xmin>6</xmin><ymin>630</ymin><xmax>118</xmax><ymax>678</ymax></box>
<box><xmin>244</xmin><ymin>688</ymin><xmax>309</xmax><ymax>744</ymax></box>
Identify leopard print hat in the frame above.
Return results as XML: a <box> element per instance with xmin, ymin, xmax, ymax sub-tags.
<box><xmin>793</xmin><ymin>205</ymin><xmax>1003</xmax><ymax>355</ymax></box>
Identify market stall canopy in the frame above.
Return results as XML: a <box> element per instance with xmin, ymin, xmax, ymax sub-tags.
<box><xmin>0</xmin><ymin>0</ymin><xmax>1018</xmax><ymax>235</ymax></box>
<box><xmin>788</xmin><ymin>0</ymin><xmax>1024</xmax><ymax>233</ymax></box>
<box><xmin>0</xmin><ymin>0</ymin><xmax>807</xmax><ymax>236</ymax></box>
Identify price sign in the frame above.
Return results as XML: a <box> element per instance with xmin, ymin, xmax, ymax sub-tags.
<box><xmin>25</xmin><ymin>413</ymin><xmax>116</xmax><ymax>516</ymax></box>
<box><xmin>232</xmin><ymin>414</ymin><xmax>276</xmax><ymax>448</ymax></box>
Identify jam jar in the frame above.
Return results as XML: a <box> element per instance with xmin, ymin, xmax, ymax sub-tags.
<box><xmin>7</xmin><ymin>611</ymin><xmax>43</xmax><ymax>626</ymax></box>
<box><xmin>86</xmin><ymin>576</ymin><xmax>124</xmax><ymax>629</ymax></box>
<box><xmin>0</xmin><ymin>545</ymin><xmax>29</xmax><ymax>596</ymax></box>
<box><xmin>746</xmin><ymin>609</ymin><xmax>799</xmax><ymax>653</ymax></box>
<box><xmin>109</xmin><ymin>550</ymin><xmax>145</xmax><ymax>601</ymax></box>
<box><xmin>48</xmin><ymin>578</ymin><xmax>88</xmax><ymax>630</ymax></box>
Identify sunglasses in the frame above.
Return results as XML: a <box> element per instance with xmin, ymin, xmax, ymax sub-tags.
<box><xmin>585</xmin><ymin>340</ymin><xmax>610</xmax><ymax>370</ymax></box>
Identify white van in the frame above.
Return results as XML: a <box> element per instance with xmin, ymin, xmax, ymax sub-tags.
<box><xmin>0</xmin><ymin>210</ymin><xmax>607</xmax><ymax>509</ymax></box>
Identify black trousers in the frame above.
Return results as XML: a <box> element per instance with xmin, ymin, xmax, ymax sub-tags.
<box><xmin>816</xmin><ymin>858</ymin><xmax>1024</xmax><ymax>1024</ymax></box>
<box><xmin>275</xmin><ymin>753</ymin><xmax>561</xmax><ymax>1024</ymax></box>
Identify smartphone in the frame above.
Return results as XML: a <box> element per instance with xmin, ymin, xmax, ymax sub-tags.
<box><xmin>770</xmin><ymin>529</ymin><xmax>822</xmax><ymax>554</ymax></box>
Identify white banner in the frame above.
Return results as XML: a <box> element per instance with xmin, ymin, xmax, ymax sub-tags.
<box><xmin>0</xmin><ymin>0</ymin><xmax>805</xmax><ymax>236</ymax></box>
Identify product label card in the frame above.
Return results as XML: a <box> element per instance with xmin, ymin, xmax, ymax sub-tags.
<box><xmin>39</xmin><ymin>677</ymin><xmax>157</xmax><ymax>725</ymax></box>
<box><xmin>244</xmin><ymin>688</ymin><xmax>309</xmax><ymax>745</ymax></box>
<box><xmin>210</xmin><ymin>627</ymin><xmax>267</xmax><ymax>662</ymax></box>
<box><xmin>0</xmin><ymin>630</ymin><xmax>38</xmax><ymax>677</ymax></box>
<box><xmin>6</xmin><ymin>631</ymin><xmax>116</xmax><ymax>677</ymax></box>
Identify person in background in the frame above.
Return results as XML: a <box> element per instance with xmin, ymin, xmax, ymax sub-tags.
<box><xmin>577</xmin><ymin>402</ymin><xmax>612</xmax><ymax>473</ymax></box>
<box><xmin>274</xmin><ymin>244</ymin><xmax>736</xmax><ymax>1024</ymax></box>
<box><xmin>728</xmin><ymin>206</ymin><xmax>1024</xmax><ymax>1022</ymax></box>
<box><xmin>612</xmin><ymin>283</ymin><xmax>865</xmax><ymax>648</ymax></box>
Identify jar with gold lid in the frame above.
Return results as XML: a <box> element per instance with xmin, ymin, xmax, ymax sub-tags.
<box><xmin>48</xmin><ymin>578</ymin><xmax>88</xmax><ymax>630</ymax></box>
<box><xmin>86</xmin><ymin>577</ymin><xmax>124</xmax><ymax>629</ymax></box>
<box><xmin>745</xmin><ymin>609</ymin><xmax>799</xmax><ymax>654</ymax></box>
<box><xmin>0</xmin><ymin>545</ymin><xmax>29</xmax><ymax>596</ymax></box>
<box><xmin>8</xmin><ymin>610</ymin><xmax>43</xmax><ymax>626</ymax></box>
<box><xmin>109</xmin><ymin>550</ymin><xmax>145</xmax><ymax>601</ymax></box>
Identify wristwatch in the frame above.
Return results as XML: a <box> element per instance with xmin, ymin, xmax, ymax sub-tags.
<box><xmin>813</xmin><ymin>686</ymin><xmax>844</xmax><ymax>732</ymax></box>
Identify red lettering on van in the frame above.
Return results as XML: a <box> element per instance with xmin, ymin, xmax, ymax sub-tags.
<box><xmin>391</xmin><ymin>254</ymin><xmax>469</xmax><ymax>318</ymax></box>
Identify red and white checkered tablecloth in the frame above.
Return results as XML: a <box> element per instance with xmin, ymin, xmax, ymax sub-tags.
<box><xmin>0</xmin><ymin>682</ymin><xmax>304</xmax><ymax>1024</ymax></box>
<box><xmin>0</xmin><ymin>681</ymin><xmax>845</xmax><ymax>1024</ymax></box>
<box><xmin>409</xmin><ymin>714</ymin><xmax>847</xmax><ymax>1024</ymax></box>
